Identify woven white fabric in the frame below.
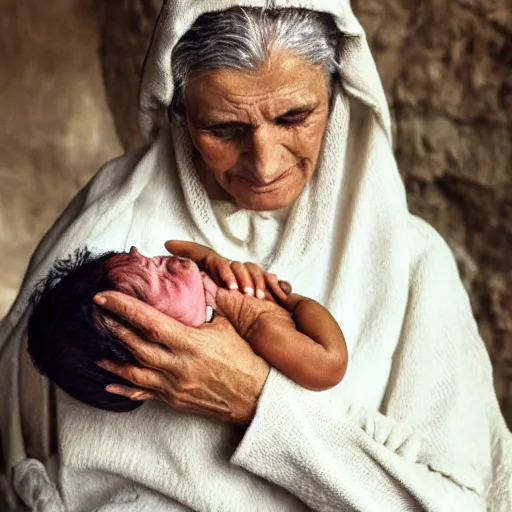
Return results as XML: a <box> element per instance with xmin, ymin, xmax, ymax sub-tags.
<box><xmin>1</xmin><ymin>1</ymin><xmax>511</xmax><ymax>510</ymax></box>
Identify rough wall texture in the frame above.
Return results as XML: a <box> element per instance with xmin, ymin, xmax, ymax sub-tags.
<box><xmin>0</xmin><ymin>0</ymin><xmax>122</xmax><ymax>316</ymax></box>
<box><xmin>351</xmin><ymin>0</ymin><xmax>512</xmax><ymax>420</ymax></box>
<box><xmin>98</xmin><ymin>1</ymin><xmax>512</xmax><ymax>422</ymax></box>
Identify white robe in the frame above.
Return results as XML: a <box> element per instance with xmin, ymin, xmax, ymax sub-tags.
<box><xmin>1</xmin><ymin>1</ymin><xmax>511</xmax><ymax>510</ymax></box>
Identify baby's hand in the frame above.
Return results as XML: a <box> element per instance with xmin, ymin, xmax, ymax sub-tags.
<box><xmin>206</xmin><ymin>255</ymin><xmax>291</xmax><ymax>302</ymax></box>
<box><xmin>165</xmin><ymin>240</ymin><xmax>291</xmax><ymax>301</ymax></box>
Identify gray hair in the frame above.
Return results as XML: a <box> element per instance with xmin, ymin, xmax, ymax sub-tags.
<box><xmin>170</xmin><ymin>7</ymin><xmax>340</xmax><ymax>121</ymax></box>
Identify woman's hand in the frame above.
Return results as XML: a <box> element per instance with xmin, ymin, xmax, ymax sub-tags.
<box><xmin>94</xmin><ymin>291</ymin><xmax>270</xmax><ymax>424</ymax></box>
<box><xmin>165</xmin><ymin>240</ymin><xmax>291</xmax><ymax>302</ymax></box>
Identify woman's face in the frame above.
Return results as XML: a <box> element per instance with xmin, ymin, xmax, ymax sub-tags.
<box><xmin>106</xmin><ymin>247</ymin><xmax>208</xmax><ymax>327</ymax></box>
<box><xmin>184</xmin><ymin>51</ymin><xmax>331</xmax><ymax>211</ymax></box>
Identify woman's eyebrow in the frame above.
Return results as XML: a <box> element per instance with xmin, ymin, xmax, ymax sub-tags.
<box><xmin>278</xmin><ymin>102</ymin><xmax>319</xmax><ymax>117</ymax></box>
<box><xmin>202</xmin><ymin>120</ymin><xmax>249</xmax><ymax>129</ymax></box>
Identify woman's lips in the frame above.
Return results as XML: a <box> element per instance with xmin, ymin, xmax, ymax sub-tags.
<box><xmin>236</xmin><ymin>165</ymin><xmax>296</xmax><ymax>192</ymax></box>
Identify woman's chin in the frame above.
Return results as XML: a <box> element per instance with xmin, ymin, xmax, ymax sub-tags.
<box><xmin>234</xmin><ymin>187</ymin><xmax>302</xmax><ymax>211</ymax></box>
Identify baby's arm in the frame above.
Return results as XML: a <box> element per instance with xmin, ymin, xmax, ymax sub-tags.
<box><xmin>166</xmin><ymin>240</ymin><xmax>348</xmax><ymax>390</ymax></box>
<box><xmin>243</xmin><ymin>293</ymin><xmax>348</xmax><ymax>391</ymax></box>
<box><xmin>166</xmin><ymin>240</ymin><xmax>291</xmax><ymax>301</ymax></box>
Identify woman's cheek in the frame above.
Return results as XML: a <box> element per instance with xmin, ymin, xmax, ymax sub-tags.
<box><xmin>304</xmin><ymin>115</ymin><xmax>329</xmax><ymax>143</ymax></box>
<box><xmin>298</xmin><ymin>120</ymin><xmax>329</xmax><ymax>163</ymax></box>
<box><xmin>194</xmin><ymin>133</ymin><xmax>239</xmax><ymax>172</ymax></box>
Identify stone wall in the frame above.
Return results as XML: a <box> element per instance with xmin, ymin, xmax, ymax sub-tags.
<box><xmin>352</xmin><ymin>0</ymin><xmax>512</xmax><ymax>420</ymax></box>
<box><xmin>0</xmin><ymin>0</ymin><xmax>122</xmax><ymax>315</ymax></box>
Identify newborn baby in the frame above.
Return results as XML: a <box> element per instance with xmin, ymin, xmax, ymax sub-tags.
<box><xmin>28</xmin><ymin>243</ymin><xmax>347</xmax><ymax>413</ymax></box>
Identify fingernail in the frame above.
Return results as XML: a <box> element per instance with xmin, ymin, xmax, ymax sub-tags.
<box><xmin>96</xmin><ymin>360</ymin><xmax>109</xmax><ymax>370</ymax></box>
<box><xmin>244</xmin><ymin>287</ymin><xmax>254</xmax><ymax>296</ymax></box>
<box><xmin>279</xmin><ymin>281</ymin><xmax>292</xmax><ymax>295</ymax></box>
<box><xmin>94</xmin><ymin>294</ymin><xmax>107</xmax><ymax>305</ymax></box>
<box><xmin>256</xmin><ymin>289</ymin><xmax>265</xmax><ymax>299</ymax></box>
<box><xmin>229</xmin><ymin>283</ymin><xmax>239</xmax><ymax>290</ymax></box>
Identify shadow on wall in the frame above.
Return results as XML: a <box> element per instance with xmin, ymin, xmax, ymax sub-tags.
<box><xmin>95</xmin><ymin>0</ymin><xmax>163</xmax><ymax>150</ymax></box>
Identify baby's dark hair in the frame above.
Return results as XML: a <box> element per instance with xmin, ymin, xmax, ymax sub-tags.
<box><xmin>27</xmin><ymin>248</ymin><xmax>142</xmax><ymax>413</ymax></box>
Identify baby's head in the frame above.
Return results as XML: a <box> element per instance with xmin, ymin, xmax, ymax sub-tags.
<box><xmin>28</xmin><ymin>246</ymin><xmax>215</xmax><ymax>412</ymax></box>
<box><xmin>105</xmin><ymin>246</ymin><xmax>210</xmax><ymax>326</ymax></box>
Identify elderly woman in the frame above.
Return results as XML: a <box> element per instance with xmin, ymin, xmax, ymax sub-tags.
<box><xmin>1</xmin><ymin>0</ymin><xmax>511</xmax><ymax>510</ymax></box>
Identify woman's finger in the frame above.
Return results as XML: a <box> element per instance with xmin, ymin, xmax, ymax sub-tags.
<box><xmin>245</xmin><ymin>263</ymin><xmax>266</xmax><ymax>299</ymax></box>
<box><xmin>230</xmin><ymin>262</ymin><xmax>254</xmax><ymax>296</ymax></box>
<box><xmin>208</xmin><ymin>256</ymin><xmax>238</xmax><ymax>290</ymax></box>
<box><xmin>102</xmin><ymin>316</ymin><xmax>174</xmax><ymax>369</ymax></box>
<box><xmin>94</xmin><ymin>291</ymin><xmax>192</xmax><ymax>349</ymax></box>
<box><xmin>105</xmin><ymin>384</ymin><xmax>157</xmax><ymax>402</ymax></box>
<box><xmin>278</xmin><ymin>280</ymin><xmax>292</xmax><ymax>295</ymax></box>
<box><xmin>97</xmin><ymin>360</ymin><xmax>165</xmax><ymax>391</ymax></box>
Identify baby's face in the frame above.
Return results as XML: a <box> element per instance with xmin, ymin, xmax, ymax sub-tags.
<box><xmin>106</xmin><ymin>247</ymin><xmax>212</xmax><ymax>327</ymax></box>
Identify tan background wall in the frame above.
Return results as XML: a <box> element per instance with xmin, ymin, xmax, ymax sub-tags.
<box><xmin>0</xmin><ymin>0</ymin><xmax>510</xmax><ymax>424</ymax></box>
<box><xmin>0</xmin><ymin>0</ymin><xmax>122</xmax><ymax>315</ymax></box>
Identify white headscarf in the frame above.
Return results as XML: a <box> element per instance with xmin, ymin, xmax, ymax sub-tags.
<box><xmin>1</xmin><ymin>1</ymin><xmax>510</xmax><ymax>510</ymax></box>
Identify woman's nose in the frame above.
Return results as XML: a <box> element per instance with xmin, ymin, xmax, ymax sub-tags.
<box><xmin>245</xmin><ymin>126</ymin><xmax>288</xmax><ymax>184</ymax></box>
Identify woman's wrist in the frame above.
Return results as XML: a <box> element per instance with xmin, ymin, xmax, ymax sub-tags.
<box><xmin>238</xmin><ymin>357</ymin><xmax>270</xmax><ymax>425</ymax></box>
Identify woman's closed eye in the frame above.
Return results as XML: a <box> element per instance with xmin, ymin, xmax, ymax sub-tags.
<box><xmin>209</xmin><ymin>126</ymin><xmax>246</xmax><ymax>141</ymax></box>
<box><xmin>208</xmin><ymin>111</ymin><xmax>313</xmax><ymax>141</ymax></box>
<box><xmin>277</xmin><ymin>110</ymin><xmax>313</xmax><ymax>127</ymax></box>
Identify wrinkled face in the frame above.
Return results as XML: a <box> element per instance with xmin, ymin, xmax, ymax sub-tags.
<box><xmin>184</xmin><ymin>51</ymin><xmax>331</xmax><ymax>211</ymax></box>
<box><xmin>106</xmin><ymin>247</ymin><xmax>209</xmax><ymax>327</ymax></box>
